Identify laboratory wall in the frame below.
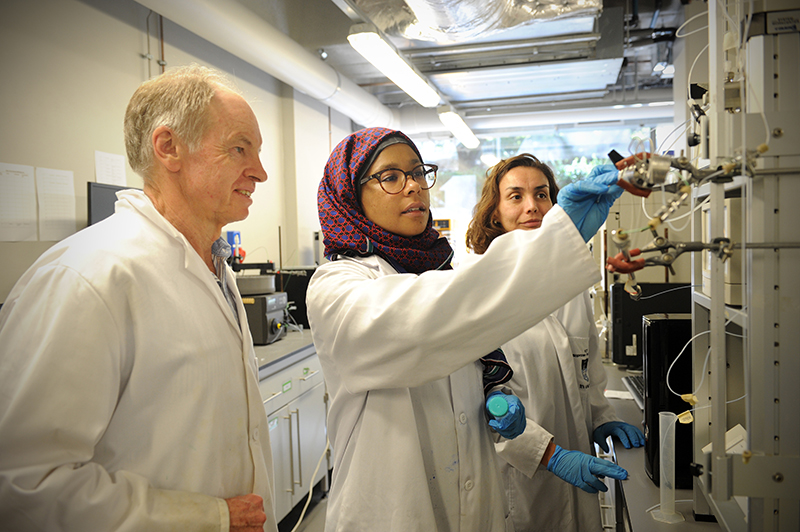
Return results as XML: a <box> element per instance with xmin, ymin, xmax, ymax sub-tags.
<box><xmin>0</xmin><ymin>0</ymin><xmax>350</xmax><ymax>303</ymax></box>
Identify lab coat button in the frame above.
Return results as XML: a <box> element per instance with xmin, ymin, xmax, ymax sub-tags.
<box><xmin>459</xmin><ymin>413</ymin><xmax>467</xmax><ymax>424</ymax></box>
<box><xmin>252</xmin><ymin>428</ymin><xmax>259</xmax><ymax>441</ymax></box>
<box><xmin>464</xmin><ymin>479</ymin><xmax>474</xmax><ymax>491</ymax></box>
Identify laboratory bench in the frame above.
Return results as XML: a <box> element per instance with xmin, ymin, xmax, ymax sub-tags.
<box><xmin>604</xmin><ymin>363</ymin><xmax>721</xmax><ymax>531</ymax></box>
<box><xmin>256</xmin><ymin>330</ymin><xmax>317</xmax><ymax>379</ymax></box>
<box><xmin>254</xmin><ymin>335</ymin><xmax>725</xmax><ymax>529</ymax></box>
<box><xmin>255</xmin><ymin>331</ymin><xmax>328</xmax><ymax>524</ymax></box>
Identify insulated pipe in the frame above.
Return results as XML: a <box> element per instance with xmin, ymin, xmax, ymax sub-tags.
<box><xmin>396</xmin><ymin>105</ymin><xmax>450</xmax><ymax>136</ymax></box>
<box><xmin>135</xmin><ymin>0</ymin><xmax>398</xmax><ymax>128</ymax></box>
<box><xmin>468</xmin><ymin>103</ymin><xmax>674</xmax><ymax>131</ymax></box>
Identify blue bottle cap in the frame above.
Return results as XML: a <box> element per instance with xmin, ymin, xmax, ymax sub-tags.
<box><xmin>487</xmin><ymin>395</ymin><xmax>509</xmax><ymax>417</ymax></box>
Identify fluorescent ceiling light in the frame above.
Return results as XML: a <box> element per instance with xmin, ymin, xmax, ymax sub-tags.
<box><xmin>648</xmin><ymin>101</ymin><xmax>674</xmax><ymax>107</ymax></box>
<box><xmin>438</xmin><ymin>106</ymin><xmax>480</xmax><ymax>149</ymax></box>
<box><xmin>348</xmin><ymin>24</ymin><xmax>441</xmax><ymax>108</ymax></box>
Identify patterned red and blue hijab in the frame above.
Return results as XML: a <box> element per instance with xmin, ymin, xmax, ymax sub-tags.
<box><xmin>317</xmin><ymin>127</ymin><xmax>453</xmax><ymax>274</ymax></box>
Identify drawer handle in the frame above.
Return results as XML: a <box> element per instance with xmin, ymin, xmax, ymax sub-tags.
<box><xmin>285</xmin><ymin>411</ymin><xmax>295</xmax><ymax>495</ymax></box>
<box><xmin>262</xmin><ymin>392</ymin><xmax>281</xmax><ymax>406</ymax></box>
<box><xmin>294</xmin><ymin>409</ymin><xmax>302</xmax><ymax>487</ymax></box>
<box><xmin>299</xmin><ymin>370</ymin><xmax>320</xmax><ymax>381</ymax></box>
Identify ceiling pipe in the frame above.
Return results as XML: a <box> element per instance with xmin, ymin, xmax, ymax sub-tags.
<box><xmin>469</xmin><ymin>103</ymin><xmax>674</xmax><ymax>131</ymax></box>
<box><xmin>135</xmin><ymin>0</ymin><xmax>399</xmax><ymax>128</ymax></box>
<box><xmin>133</xmin><ymin>0</ymin><xmax>674</xmax><ymax>140</ymax></box>
<box><xmin>404</xmin><ymin>33</ymin><xmax>601</xmax><ymax>59</ymax></box>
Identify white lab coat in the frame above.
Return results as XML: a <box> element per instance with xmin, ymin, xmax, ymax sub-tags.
<box><xmin>0</xmin><ymin>190</ymin><xmax>277</xmax><ymax>532</ymax></box>
<box><xmin>307</xmin><ymin>206</ymin><xmax>601</xmax><ymax>532</ymax></box>
<box><xmin>494</xmin><ymin>291</ymin><xmax>619</xmax><ymax>532</ymax></box>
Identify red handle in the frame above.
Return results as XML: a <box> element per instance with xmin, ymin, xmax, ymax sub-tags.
<box><xmin>615</xmin><ymin>152</ymin><xmax>653</xmax><ymax>198</ymax></box>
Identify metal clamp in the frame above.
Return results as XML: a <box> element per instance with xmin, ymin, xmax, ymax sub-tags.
<box><xmin>639</xmin><ymin>237</ymin><xmax>731</xmax><ymax>267</ymax></box>
<box><xmin>611</xmin><ymin>230</ymin><xmax>642</xmax><ymax>301</ymax></box>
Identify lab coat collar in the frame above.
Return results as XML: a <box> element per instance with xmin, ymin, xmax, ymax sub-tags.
<box><xmin>115</xmin><ymin>190</ymin><xmax>245</xmax><ymax>340</ymax></box>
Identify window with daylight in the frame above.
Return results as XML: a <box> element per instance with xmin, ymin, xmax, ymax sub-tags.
<box><xmin>412</xmin><ymin>123</ymin><xmax>669</xmax><ymax>264</ymax></box>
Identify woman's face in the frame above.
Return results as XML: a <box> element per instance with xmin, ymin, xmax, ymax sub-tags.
<box><xmin>360</xmin><ymin>143</ymin><xmax>431</xmax><ymax>237</ymax></box>
<box><xmin>494</xmin><ymin>166</ymin><xmax>553</xmax><ymax>232</ymax></box>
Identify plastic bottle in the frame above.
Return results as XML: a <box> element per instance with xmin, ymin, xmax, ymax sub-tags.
<box><xmin>487</xmin><ymin>393</ymin><xmax>509</xmax><ymax>418</ymax></box>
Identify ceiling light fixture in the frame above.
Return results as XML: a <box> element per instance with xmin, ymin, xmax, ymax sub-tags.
<box><xmin>437</xmin><ymin>106</ymin><xmax>480</xmax><ymax>149</ymax></box>
<box><xmin>348</xmin><ymin>23</ymin><xmax>441</xmax><ymax>108</ymax></box>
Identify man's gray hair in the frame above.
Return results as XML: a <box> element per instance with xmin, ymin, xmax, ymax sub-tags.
<box><xmin>124</xmin><ymin>65</ymin><xmax>239</xmax><ymax>182</ymax></box>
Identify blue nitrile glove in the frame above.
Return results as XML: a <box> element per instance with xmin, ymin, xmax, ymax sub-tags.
<box><xmin>593</xmin><ymin>421</ymin><xmax>646</xmax><ymax>453</ymax></box>
<box><xmin>486</xmin><ymin>391</ymin><xmax>526</xmax><ymax>439</ymax></box>
<box><xmin>546</xmin><ymin>444</ymin><xmax>629</xmax><ymax>493</ymax></box>
<box><xmin>557</xmin><ymin>164</ymin><xmax>624</xmax><ymax>242</ymax></box>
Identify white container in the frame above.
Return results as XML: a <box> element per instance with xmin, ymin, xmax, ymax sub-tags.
<box><xmin>652</xmin><ymin>411</ymin><xmax>685</xmax><ymax>524</ymax></box>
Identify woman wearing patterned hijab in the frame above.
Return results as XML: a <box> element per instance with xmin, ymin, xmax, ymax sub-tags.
<box><xmin>317</xmin><ymin>128</ymin><xmax>450</xmax><ymax>273</ymax></box>
<box><xmin>307</xmin><ymin>127</ymin><xmax>607</xmax><ymax>532</ymax></box>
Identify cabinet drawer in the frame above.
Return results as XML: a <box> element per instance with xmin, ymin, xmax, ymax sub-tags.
<box><xmin>295</xmin><ymin>355</ymin><xmax>323</xmax><ymax>395</ymax></box>
<box><xmin>259</xmin><ymin>367</ymin><xmax>299</xmax><ymax>415</ymax></box>
<box><xmin>259</xmin><ymin>353</ymin><xmax>323</xmax><ymax>415</ymax></box>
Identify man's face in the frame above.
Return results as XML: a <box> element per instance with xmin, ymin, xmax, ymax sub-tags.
<box><xmin>180</xmin><ymin>89</ymin><xmax>267</xmax><ymax>231</ymax></box>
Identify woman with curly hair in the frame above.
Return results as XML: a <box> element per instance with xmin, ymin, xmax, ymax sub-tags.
<box><xmin>466</xmin><ymin>154</ymin><xmax>644</xmax><ymax>532</ymax></box>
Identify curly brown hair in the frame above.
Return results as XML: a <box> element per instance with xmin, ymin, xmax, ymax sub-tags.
<box><xmin>465</xmin><ymin>154</ymin><xmax>559</xmax><ymax>255</ymax></box>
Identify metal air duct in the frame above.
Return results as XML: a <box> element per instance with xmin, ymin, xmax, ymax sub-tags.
<box><xmin>352</xmin><ymin>0</ymin><xmax>602</xmax><ymax>43</ymax></box>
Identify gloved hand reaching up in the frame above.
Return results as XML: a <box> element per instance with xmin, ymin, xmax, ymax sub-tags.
<box><xmin>546</xmin><ymin>445</ymin><xmax>628</xmax><ymax>493</ymax></box>
<box><xmin>557</xmin><ymin>164</ymin><xmax>624</xmax><ymax>242</ymax></box>
<box><xmin>486</xmin><ymin>390</ymin><xmax>526</xmax><ymax>439</ymax></box>
<box><xmin>593</xmin><ymin>421</ymin><xmax>646</xmax><ymax>453</ymax></box>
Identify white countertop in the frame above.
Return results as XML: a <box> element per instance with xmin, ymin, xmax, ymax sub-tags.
<box><xmin>604</xmin><ymin>364</ymin><xmax>722</xmax><ymax>531</ymax></box>
<box><xmin>254</xmin><ymin>330</ymin><xmax>316</xmax><ymax>380</ymax></box>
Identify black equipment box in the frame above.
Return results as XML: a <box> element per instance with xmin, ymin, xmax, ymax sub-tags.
<box><xmin>642</xmin><ymin>313</ymin><xmax>694</xmax><ymax>489</ymax></box>
<box><xmin>243</xmin><ymin>292</ymin><xmax>287</xmax><ymax>345</ymax></box>
<box><xmin>610</xmin><ymin>282</ymin><xmax>690</xmax><ymax>370</ymax></box>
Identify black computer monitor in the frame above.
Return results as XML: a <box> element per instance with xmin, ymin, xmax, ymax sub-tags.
<box><xmin>87</xmin><ymin>182</ymin><xmax>136</xmax><ymax>225</ymax></box>
<box><xmin>609</xmin><ymin>282</ymin><xmax>691</xmax><ymax>370</ymax></box>
<box><xmin>642</xmin><ymin>313</ymin><xmax>694</xmax><ymax>489</ymax></box>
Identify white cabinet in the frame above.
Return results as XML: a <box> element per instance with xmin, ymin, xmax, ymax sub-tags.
<box><xmin>257</xmin><ymin>339</ymin><xmax>328</xmax><ymax>524</ymax></box>
<box><xmin>267</xmin><ymin>380</ymin><xmax>327</xmax><ymax>520</ymax></box>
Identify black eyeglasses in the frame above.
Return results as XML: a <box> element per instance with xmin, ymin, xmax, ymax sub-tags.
<box><xmin>360</xmin><ymin>164</ymin><xmax>438</xmax><ymax>195</ymax></box>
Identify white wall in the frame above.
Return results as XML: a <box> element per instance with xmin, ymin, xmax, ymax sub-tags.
<box><xmin>0</xmin><ymin>0</ymin><xmax>349</xmax><ymax>302</ymax></box>
<box><xmin>275</xmin><ymin>89</ymin><xmax>352</xmax><ymax>268</ymax></box>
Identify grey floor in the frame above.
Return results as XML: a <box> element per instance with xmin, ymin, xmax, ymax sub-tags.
<box><xmin>278</xmin><ymin>493</ymin><xmax>326</xmax><ymax>532</ymax></box>
<box><xmin>292</xmin><ymin>498</ymin><xmax>326</xmax><ymax>532</ymax></box>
